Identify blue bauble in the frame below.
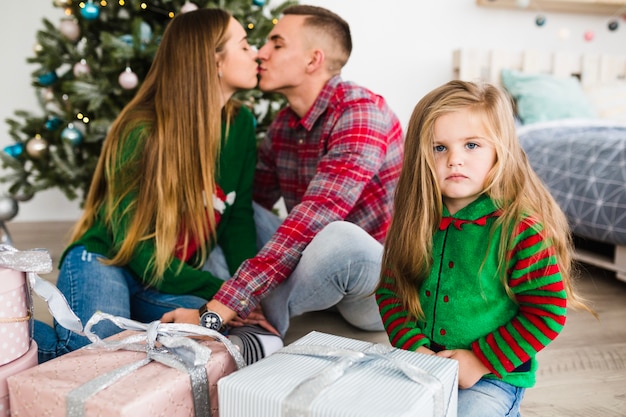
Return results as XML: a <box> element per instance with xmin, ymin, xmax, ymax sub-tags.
<box><xmin>45</xmin><ymin>116</ymin><xmax>63</xmax><ymax>131</ymax></box>
<box><xmin>61</xmin><ymin>125</ymin><xmax>84</xmax><ymax>146</ymax></box>
<box><xmin>37</xmin><ymin>71</ymin><xmax>58</xmax><ymax>86</ymax></box>
<box><xmin>535</xmin><ymin>15</ymin><xmax>546</xmax><ymax>27</ymax></box>
<box><xmin>119</xmin><ymin>34</ymin><xmax>134</xmax><ymax>46</ymax></box>
<box><xmin>608</xmin><ymin>20</ymin><xmax>619</xmax><ymax>31</ymax></box>
<box><xmin>3</xmin><ymin>143</ymin><xmax>24</xmax><ymax>158</ymax></box>
<box><xmin>81</xmin><ymin>2</ymin><xmax>100</xmax><ymax>20</ymax></box>
<box><xmin>252</xmin><ymin>0</ymin><xmax>265</xmax><ymax>6</ymax></box>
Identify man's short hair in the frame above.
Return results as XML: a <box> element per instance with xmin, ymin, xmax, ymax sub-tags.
<box><xmin>283</xmin><ymin>5</ymin><xmax>352</xmax><ymax>71</ymax></box>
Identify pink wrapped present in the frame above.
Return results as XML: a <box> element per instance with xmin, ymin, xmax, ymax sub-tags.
<box><xmin>0</xmin><ymin>341</ymin><xmax>37</xmax><ymax>417</ymax></box>
<box><xmin>0</xmin><ymin>268</ymin><xmax>31</xmax><ymax>366</ymax></box>
<box><xmin>0</xmin><ymin>244</ymin><xmax>83</xmax><ymax>367</ymax></box>
<box><xmin>8</xmin><ymin>314</ymin><xmax>245</xmax><ymax>417</ymax></box>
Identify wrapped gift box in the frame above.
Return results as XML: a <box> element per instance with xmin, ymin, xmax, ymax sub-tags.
<box><xmin>0</xmin><ymin>341</ymin><xmax>37</xmax><ymax>417</ymax></box>
<box><xmin>219</xmin><ymin>331</ymin><xmax>458</xmax><ymax>417</ymax></box>
<box><xmin>8</xmin><ymin>330</ymin><xmax>239</xmax><ymax>417</ymax></box>
<box><xmin>0</xmin><ymin>267</ymin><xmax>31</xmax><ymax>366</ymax></box>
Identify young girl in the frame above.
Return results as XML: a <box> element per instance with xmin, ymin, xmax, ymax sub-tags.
<box><xmin>376</xmin><ymin>80</ymin><xmax>594</xmax><ymax>417</ymax></box>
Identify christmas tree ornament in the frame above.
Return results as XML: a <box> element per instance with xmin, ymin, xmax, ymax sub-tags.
<box><xmin>26</xmin><ymin>136</ymin><xmax>48</xmax><ymax>159</ymax></box>
<box><xmin>33</xmin><ymin>43</ymin><xmax>43</xmax><ymax>54</ymax></box>
<box><xmin>12</xmin><ymin>188</ymin><xmax>34</xmax><ymax>203</ymax></box>
<box><xmin>118</xmin><ymin>67</ymin><xmax>139</xmax><ymax>89</ymax></box>
<box><xmin>535</xmin><ymin>15</ymin><xmax>546</xmax><ymax>27</ymax></box>
<box><xmin>181</xmin><ymin>2</ymin><xmax>199</xmax><ymax>13</ymax></box>
<box><xmin>253</xmin><ymin>0</ymin><xmax>266</xmax><ymax>6</ymax></box>
<box><xmin>0</xmin><ymin>196</ymin><xmax>19</xmax><ymax>222</ymax></box>
<box><xmin>41</xmin><ymin>87</ymin><xmax>55</xmax><ymax>102</ymax></box>
<box><xmin>140</xmin><ymin>22</ymin><xmax>152</xmax><ymax>44</ymax></box>
<box><xmin>73</xmin><ymin>59</ymin><xmax>91</xmax><ymax>77</ymax></box>
<box><xmin>584</xmin><ymin>30</ymin><xmax>595</xmax><ymax>41</ymax></box>
<box><xmin>44</xmin><ymin>116</ymin><xmax>63</xmax><ymax>131</ymax></box>
<box><xmin>59</xmin><ymin>17</ymin><xmax>80</xmax><ymax>42</ymax></box>
<box><xmin>37</xmin><ymin>71</ymin><xmax>58</xmax><ymax>87</ymax></box>
<box><xmin>119</xmin><ymin>34</ymin><xmax>134</xmax><ymax>46</ymax></box>
<box><xmin>558</xmin><ymin>27</ymin><xmax>570</xmax><ymax>40</ymax></box>
<box><xmin>81</xmin><ymin>1</ymin><xmax>101</xmax><ymax>21</ymax></box>
<box><xmin>61</xmin><ymin>124</ymin><xmax>84</xmax><ymax>146</ymax></box>
<box><xmin>3</xmin><ymin>143</ymin><xmax>24</xmax><ymax>158</ymax></box>
<box><xmin>608</xmin><ymin>20</ymin><xmax>619</xmax><ymax>31</ymax></box>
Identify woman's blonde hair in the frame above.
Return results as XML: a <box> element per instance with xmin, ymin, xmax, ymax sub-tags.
<box><xmin>72</xmin><ymin>9</ymin><xmax>233</xmax><ymax>285</ymax></box>
<box><xmin>379</xmin><ymin>80</ymin><xmax>594</xmax><ymax>320</ymax></box>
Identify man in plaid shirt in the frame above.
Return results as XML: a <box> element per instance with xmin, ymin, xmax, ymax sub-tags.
<box><xmin>165</xmin><ymin>5</ymin><xmax>403</xmax><ymax>340</ymax></box>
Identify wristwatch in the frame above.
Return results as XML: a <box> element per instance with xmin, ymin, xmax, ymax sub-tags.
<box><xmin>198</xmin><ymin>303</ymin><xmax>224</xmax><ymax>331</ymax></box>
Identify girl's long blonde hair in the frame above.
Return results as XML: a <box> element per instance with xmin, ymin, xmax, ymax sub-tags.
<box><xmin>72</xmin><ymin>9</ymin><xmax>233</xmax><ymax>285</ymax></box>
<box><xmin>379</xmin><ymin>80</ymin><xmax>594</xmax><ymax>320</ymax></box>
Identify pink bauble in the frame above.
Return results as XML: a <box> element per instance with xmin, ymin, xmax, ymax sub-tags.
<box><xmin>118</xmin><ymin>68</ymin><xmax>139</xmax><ymax>89</ymax></box>
<box><xmin>584</xmin><ymin>30</ymin><xmax>595</xmax><ymax>41</ymax></box>
<box><xmin>181</xmin><ymin>2</ymin><xmax>199</xmax><ymax>13</ymax></box>
<box><xmin>59</xmin><ymin>18</ymin><xmax>80</xmax><ymax>42</ymax></box>
<box><xmin>73</xmin><ymin>60</ymin><xmax>90</xmax><ymax>77</ymax></box>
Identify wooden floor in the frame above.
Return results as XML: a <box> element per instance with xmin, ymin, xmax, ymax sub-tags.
<box><xmin>6</xmin><ymin>221</ymin><xmax>626</xmax><ymax>416</ymax></box>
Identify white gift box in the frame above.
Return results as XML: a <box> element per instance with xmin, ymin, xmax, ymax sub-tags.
<box><xmin>218</xmin><ymin>331</ymin><xmax>458</xmax><ymax>417</ymax></box>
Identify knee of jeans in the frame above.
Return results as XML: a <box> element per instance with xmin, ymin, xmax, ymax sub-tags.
<box><xmin>315</xmin><ymin>221</ymin><xmax>381</xmax><ymax>259</ymax></box>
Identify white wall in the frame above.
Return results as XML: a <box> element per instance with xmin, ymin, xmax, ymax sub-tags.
<box><xmin>1</xmin><ymin>0</ymin><xmax>624</xmax><ymax>222</ymax></box>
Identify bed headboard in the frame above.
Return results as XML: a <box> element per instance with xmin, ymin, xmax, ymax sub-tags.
<box><xmin>452</xmin><ymin>48</ymin><xmax>626</xmax><ymax>87</ymax></box>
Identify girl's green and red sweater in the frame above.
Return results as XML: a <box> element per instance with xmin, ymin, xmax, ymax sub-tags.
<box><xmin>376</xmin><ymin>194</ymin><xmax>567</xmax><ymax>388</ymax></box>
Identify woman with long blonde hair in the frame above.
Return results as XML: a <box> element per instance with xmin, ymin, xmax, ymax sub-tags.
<box><xmin>35</xmin><ymin>8</ymin><xmax>282</xmax><ymax>365</ymax></box>
<box><xmin>376</xmin><ymin>80</ymin><xmax>595</xmax><ymax>416</ymax></box>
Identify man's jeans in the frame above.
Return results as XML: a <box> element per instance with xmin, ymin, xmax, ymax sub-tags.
<box><xmin>254</xmin><ymin>203</ymin><xmax>385</xmax><ymax>337</ymax></box>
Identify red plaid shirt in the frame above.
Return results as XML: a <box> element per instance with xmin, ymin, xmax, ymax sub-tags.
<box><xmin>214</xmin><ymin>76</ymin><xmax>404</xmax><ymax>316</ymax></box>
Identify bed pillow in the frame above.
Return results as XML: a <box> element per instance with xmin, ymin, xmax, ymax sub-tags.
<box><xmin>501</xmin><ymin>68</ymin><xmax>597</xmax><ymax>125</ymax></box>
<box><xmin>584</xmin><ymin>80</ymin><xmax>626</xmax><ymax>123</ymax></box>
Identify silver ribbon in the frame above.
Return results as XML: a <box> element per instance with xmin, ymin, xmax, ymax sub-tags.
<box><xmin>0</xmin><ymin>244</ymin><xmax>83</xmax><ymax>333</ymax></box>
<box><xmin>65</xmin><ymin>312</ymin><xmax>246</xmax><ymax>417</ymax></box>
<box><xmin>278</xmin><ymin>344</ymin><xmax>447</xmax><ymax>417</ymax></box>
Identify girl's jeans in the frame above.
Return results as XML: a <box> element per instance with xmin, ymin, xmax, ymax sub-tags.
<box><xmin>458</xmin><ymin>378</ymin><xmax>526</xmax><ymax>417</ymax></box>
<box><xmin>254</xmin><ymin>203</ymin><xmax>384</xmax><ymax>337</ymax></box>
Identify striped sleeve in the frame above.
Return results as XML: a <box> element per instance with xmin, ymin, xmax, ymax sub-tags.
<box><xmin>471</xmin><ymin>218</ymin><xmax>567</xmax><ymax>377</ymax></box>
<box><xmin>376</xmin><ymin>268</ymin><xmax>430</xmax><ymax>351</ymax></box>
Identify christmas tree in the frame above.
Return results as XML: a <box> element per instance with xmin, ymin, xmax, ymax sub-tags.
<box><xmin>0</xmin><ymin>0</ymin><xmax>296</xmax><ymax>219</ymax></box>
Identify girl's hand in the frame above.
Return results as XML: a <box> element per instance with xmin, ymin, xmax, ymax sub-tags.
<box><xmin>229</xmin><ymin>305</ymin><xmax>280</xmax><ymax>336</ymax></box>
<box><xmin>436</xmin><ymin>348</ymin><xmax>490</xmax><ymax>389</ymax></box>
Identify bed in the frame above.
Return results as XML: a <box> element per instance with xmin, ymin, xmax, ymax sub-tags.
<box><xmin>452</xmin><ymin>48</ymin><xmax>626</xmax><ymax>282</ymax></box>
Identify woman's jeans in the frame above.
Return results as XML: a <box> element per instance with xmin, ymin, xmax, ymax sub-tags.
<box><xmin>254</xmin><ymin>203</ymin><xmax>385</xmax><ymax>337</ymax></box>
<box><xmin>34</xmin><ymin>246</ymin><xmax>214</xmax><ymax>363</ymax></box>
<box><xmin>458</xmin><ymin>378</ymin><xmax>525</xmax><ymax>417</ymax></box>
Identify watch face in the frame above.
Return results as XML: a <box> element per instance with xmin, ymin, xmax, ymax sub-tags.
<box><xmin>200</xmin><ymin>311</ymin><xmax>222</xmax><ymax>331</ymax></box>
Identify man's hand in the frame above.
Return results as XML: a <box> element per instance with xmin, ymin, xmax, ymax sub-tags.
<box><xmin>161</xmin><ymin>300</ymin><xmax>236</xmax><ymax>326</ymax></box>
<box><xmin>160</xmin><ymin>307</ymin><xmax>200</xmax><ymax>324</ymax></box>
<box><xmin>436</xmin><ymin>348</ymin><xmax>489</xmax><ymax>389</ymax></box>
<box><xmin>229</xmin><ymin>305</ymin><xmax>280</xmax><ymax>336</ymax></box>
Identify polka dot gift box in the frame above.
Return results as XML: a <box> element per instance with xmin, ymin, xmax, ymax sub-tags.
<box><xmin>0</xmin><ymin>268</ymin><xmax>31</xmax><ymax>366</ymax></box>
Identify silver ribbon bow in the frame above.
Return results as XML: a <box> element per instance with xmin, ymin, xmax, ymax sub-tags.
<box><xmin>64</xmin><ymin>312</ymin><xmax>246</xmax><ymax>417</ymax></box>
<box><xmin>0</xmin><ymin>244</ymin><xmax>82</xmax><ymax>333</ymax></box>
<box><xmin>278</xmin><ymin>344</ymin><xmax>447</xmax><ymax>417</ymax></box>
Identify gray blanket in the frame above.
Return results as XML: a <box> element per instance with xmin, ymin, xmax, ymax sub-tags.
<box><xmin>518</xmin><ymin>119</ymin><xmax>626</xmax><ymax>246</ymax></box>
